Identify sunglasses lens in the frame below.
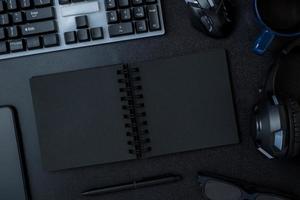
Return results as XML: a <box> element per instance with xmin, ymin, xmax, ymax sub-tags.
<box><xmin>256</xmin><ymin>195</ymin><xmax>290</xmax><ymax>200</ymax></box>
<box><xmin>204</xmin><ymin>180</ymin><xmax>242</xmax><ymax>200</ymax></box>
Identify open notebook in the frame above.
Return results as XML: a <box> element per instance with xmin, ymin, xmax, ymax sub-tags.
<box><xmin>31</xmin><ymin>49</ymin><xmax>239</xmax><ymax>171</ymax></box>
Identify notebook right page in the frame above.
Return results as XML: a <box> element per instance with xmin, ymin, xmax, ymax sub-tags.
<box><xmin>134</xmin><ymin>49</ymin><xmax>239</xmax><ymax>158</ymax></box>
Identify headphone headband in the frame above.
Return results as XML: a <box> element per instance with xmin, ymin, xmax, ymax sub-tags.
<box><xmin>261</xmin><ymin>39</ymin><xmax>300</xmax><ymax>98</ymax></box>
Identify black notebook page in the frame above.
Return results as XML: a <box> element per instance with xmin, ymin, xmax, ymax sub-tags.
<box><xmin>134</xmin><ymin>50</ymin><xmax>239</xmax><ymax>157</ymax></box>
<box><xmin>30</xmin><ymin>65</ymin><xmax>135</xmax><ymax>171</ymax></box>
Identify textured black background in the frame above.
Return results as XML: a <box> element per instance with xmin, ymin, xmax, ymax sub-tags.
<box><xmin>0</xmin><ymin>0</ymin><xmax>300</xmax><ymax>199</ymax></box>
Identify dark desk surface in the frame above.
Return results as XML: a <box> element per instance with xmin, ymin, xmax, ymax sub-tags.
<box><xmin>0</xmin><ymin>0</ymin><xmax>299</xmax><ymax>199</ymax></box>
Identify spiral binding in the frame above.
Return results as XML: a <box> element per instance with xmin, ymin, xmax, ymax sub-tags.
<box><xmin>117</xmin><ymin>64</ymin><xmax>152</xmax><ymax>159</ymax></box>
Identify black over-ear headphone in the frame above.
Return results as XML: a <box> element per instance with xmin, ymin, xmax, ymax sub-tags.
<box><xmin>253</xmin><ymin>39</ymin><xmax>300</xmax><ymax>159</ymax></box>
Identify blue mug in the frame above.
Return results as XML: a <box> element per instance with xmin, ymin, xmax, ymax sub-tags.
<box><xmin>253</xmin><ymin>0</ymin><xmax>300</xmax><ymax>55</ymax></box>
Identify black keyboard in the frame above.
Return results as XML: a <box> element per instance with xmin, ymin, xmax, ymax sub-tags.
<box><xmin>0</xmin><ymin>0</ymin><xmax>58</xmax><ymax>54</ymax></box>
<box><xmin>0</xmin><ymin>0</ymin><xmax>165</xmax><ymax>60</ymax></box>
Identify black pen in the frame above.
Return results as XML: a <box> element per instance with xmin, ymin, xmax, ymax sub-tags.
<box><xmin>81</xmin><ymin>174</ymin><xmax>182</xmax><ymax>196</ymax></box>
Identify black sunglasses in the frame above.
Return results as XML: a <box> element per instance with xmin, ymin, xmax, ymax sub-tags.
<box><xmin>198</xmin><ymin>174</ymin><xmax>292</xmax><ymax>200</ymax></box>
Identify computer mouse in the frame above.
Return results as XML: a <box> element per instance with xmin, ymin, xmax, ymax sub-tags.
<box><xmin>185</xmin><ymin>0</ymin><xmax>235</xmax><ymax>38</ymax></box>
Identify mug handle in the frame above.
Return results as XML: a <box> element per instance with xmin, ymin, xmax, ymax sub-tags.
<box><xmin>253</xmin><ymin>29</ymin><xmax>275</xmax><ymax>55</ymax></box>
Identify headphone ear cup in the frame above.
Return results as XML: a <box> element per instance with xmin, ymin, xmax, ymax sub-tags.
<box><xmin>286</xmin><ymin>99</ymin><xmax>300</xmax><ymax>158</ymax></box>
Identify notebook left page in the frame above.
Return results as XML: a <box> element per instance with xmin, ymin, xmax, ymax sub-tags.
<box><xmin>30</xmin><ymin>65</ymin><xmax>136</xmax><ymax>171</ymax></box>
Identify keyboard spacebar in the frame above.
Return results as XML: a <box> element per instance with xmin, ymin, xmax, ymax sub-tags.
<box><xmin>21</xmin><ymin>21</ymin><xmax>57</xmax><ymax>36</ymax></box>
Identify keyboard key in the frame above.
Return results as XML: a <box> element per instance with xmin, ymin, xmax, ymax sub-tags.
<box><xmin>6</xmin><ymin>0</ymin><xmax>17</xmax><ymax>11</ymax></box>
<box><xmin>0</xmin><ymin>28</ymin><xmax>6</xmax><ymax>40</ymax></box>
<box><xmin>106</xmin><ymin>10</ymin><xmax>118</xmax><ymax>24</ymax></box>
<box><xmin>135</xmin><ymin>20</ymin><xmax>147</xmax><ymax>33</ymax></box>
<box><xmin>147</xmin><ymin>5</ymin><xmax>161</xmax><ymax>31</ymax></box>
<box><xmin>25</xmin><ymin>7</ymin><xmax>55</xmax><ymax>22</ymax></box>
<box><xmin>64</xmin><ymin>31</ymin><xmax>77</xmax><ymax>44</ymax></box>
<box><xmin>43</xmin><ymin>33</ymin><xmax>59</xmax><ymax>47</ymax></box>
<box><xmin>77</xmin><ymin>29</ymin><xmax>90</xmax><ymax>42</ymax></box>
<box><xmin>108</xmin><ymin>22</ymin><xmax>133</xmax><ymax>37</ymax></box>
<box><xmin>0</xmin><ymin>14</ymin><xmax>10</xmax><ymax>26</ymax></box>
<box><xmin>0</xmin><ymin>1</ymin><xmax>5</xmax><ymax>13</ymax></box>
<box><xmin>105</xmin><ymin>0</ymin><xmax>116</xmax><ymax>10</ymax></box>
<box><xmin>0</xmin><ymin>41</ymin><xmax>8</xmax><ymax>54</ymax></box>
<box><xmin>21</xmin><ymin>21</ymin><xmax>57</xmax><ymax>36</ymax></box>
<box><xmin>7</xmin><ymin>26</ymin><xmax>18</xmax><ymax>38</ymax></box>
<box><xmin>34</xmin><ymin>0</ymin><xmax>52</xmax><ymax>7</ymax></box>
<box><xmin>133</xmin><ymin>6</ymin><xmax>145</xmax><ymax>19</ymax></box>
<box><xmin>9</xmin><ymin>39</ymin><xmax>24</xmax><ymax>52</ymax></box>
<box><xmin>118</xmin><ymin>0</ymin><xmax>129</xmax><ymax>7</ymax></box>
<box><xmin>59</xmin><ymin>0</ymin><xmax>70</xmax><ymax>4</ymax></box>
<box><xmin>145</xmin><ymin>0</ymin><xmax>156</xmax><ymax>3</ymax></box>
<box><xmin>90</xmin><ymin>27</ymin><xmax>103</xmax><ymax>40</ymax></box>
<box><xmin>12</xmin><ymin>12</ymin><xmax>23</xmax><ymax>24</ymax></box>
<box><xmin>132</xmin><ymin>0</ymin><xmax>143</xmax><ymax>6</ymax></box>
<box><xmin>75</xmin><ymin>15</ymin><xmax>89</xmax><ymax>29</ymax></box>
<box><xmin>120</xmin><ymin>9</ymin><xmax>131</xmax><ymax>21</ymax></box>
<box><xmin>26</xmin><ymin>36</ymin><xmax>42</xmax><ymax>49</ymax></box>
<box><xmin>20</xmin><ymin>0</ymin><xmax>31</xmax><ymax>9</ymax></box>
<box><xmin>0</xmin><ymin>28</ymin><xmax>5</xmax><ymax>40</ymax></box>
